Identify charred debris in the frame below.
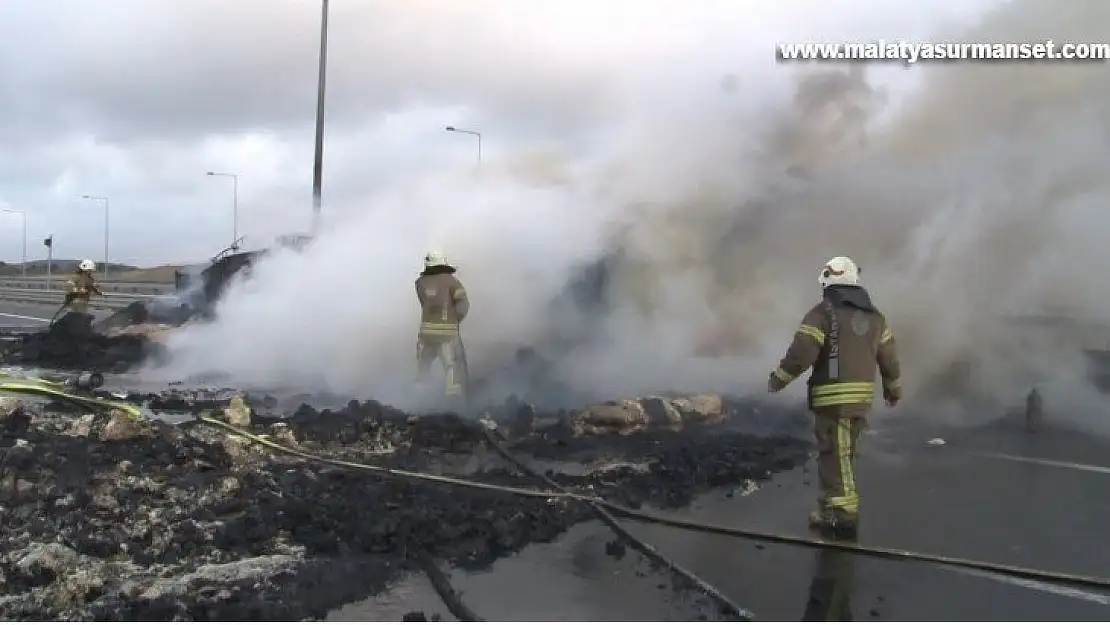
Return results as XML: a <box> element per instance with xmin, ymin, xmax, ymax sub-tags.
<box><xmin>0</xmin><ymin>386</ymin><xmax>811</xmax><ymax>620</ymax></box>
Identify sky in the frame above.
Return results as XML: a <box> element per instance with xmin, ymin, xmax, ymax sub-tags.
<box><xmin>0</xmin><ymin>0</ymin><xmax>997</xmax><ymax>266</ymax></box>
<box><xmin>8</xmin><ymin>0</ymin><xmax>1110</xmax><ymax>426</ymax></box>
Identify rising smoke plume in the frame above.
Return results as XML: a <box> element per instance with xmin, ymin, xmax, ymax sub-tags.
<box><xmin>155</xmin><ymin>0</ymin><xmax>1110</xmax><ymax>427</ymax></box>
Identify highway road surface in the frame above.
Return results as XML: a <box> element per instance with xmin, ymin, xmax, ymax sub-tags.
<box><xmin>0</xmin><ymin>300</ymin><xmax>110</xmax><ymax>328</ymax></box>
<box><xmin>0</xmin><ymin>301</ymin><xmax>63</xmax><ymax>327</ymax></box>
<box><xmin>336</xmin><ymin>410</ymin><xmax>1110</xmax><ymax>620</ymax></box>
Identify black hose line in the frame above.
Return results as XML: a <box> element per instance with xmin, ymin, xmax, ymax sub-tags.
<box><xmin>481</xmin><ymin>427</ymin><xmax>754</xmax><ymax>620</ymax></box>
<box><xmin>419</xmin><ymin>554</ymin><xmax>485</xmax><ymax>622</ymax></box>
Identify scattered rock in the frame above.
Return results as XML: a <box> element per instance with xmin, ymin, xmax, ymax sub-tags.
<box><xmin>65</xmin><ymin>414</ymin><xmax>97</xmax><ymax>438</ymax></box>
<box><xmin>1</xmin><ymin>396</ymin><xmax>23</xmax><ymax>420</ymax></box>
<box><xmin>224</xmin><ymin>395</ymin><xmax>251</xmax><ymax>427</ymax></box>
<box><xmin>671</xmin><ymin>394</ymin><xmax>725</xmax><ymax>424</ymax></box>
<box><xmin>270</xmin><ymin>423</ymin><xmax>297</xmax><ymax>446</ymax></box>
<box><xmin>100</xmin><ymin>410</ymin><xmax>152</xmax><ymax>441</ymax></box>
<box><xmin>14</xmin><ymin>542</ymin><xmax>81</xmax><ymax>581</ymax></box>
<box><xmin>0</xmin><ymin>396</ymin><xmax>31</xmax><ymax>436</ymax></box>
<box><xmin>640</xmin><ymin>396</ymin><xmax>684</xmax><ymax>430</ymax></box>
<box><xmin>570</xmin><ymin>394</ymin><xmax>726</xmax><ymax>435</ymax></box>
<box><xmin>573</xmin><ymin>399</ymin><xmax>648</xmax><ymax>436</ymax></box>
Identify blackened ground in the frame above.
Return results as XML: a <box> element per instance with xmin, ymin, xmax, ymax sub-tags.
<box><xmin>0</xmin><ymin>397</ymin><xmax>810</xmax><ymax>621</ymax></box>
<box><xmin>0</xmin><ymin>313</ymin><xmax>164</xmax><ymax>373</ymax></box>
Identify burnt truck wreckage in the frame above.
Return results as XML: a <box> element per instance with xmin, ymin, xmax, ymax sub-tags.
<box><xmin>0</xmin><ymin>244</ymin><xmax>270</xmax><ymax>373</ymax></box>
<box><xmin>112</xmin><ymin>244</ymin><xmax>265</xmax><ymax>329</ymax></box>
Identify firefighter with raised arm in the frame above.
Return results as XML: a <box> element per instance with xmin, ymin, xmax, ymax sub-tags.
<box><xmin>767</xmin><ymin>256</ymin><xmax>902</xmax><ymax>536</ymax></box>
<box><xmin>415</xmin><ymin>250</ymin><xmax>470</xmax><ymax>402</ymax></box>
<box><xmin>63</xmin><ymin>259</ymin><xmax>104</xmax><ymax>316</ymax></box>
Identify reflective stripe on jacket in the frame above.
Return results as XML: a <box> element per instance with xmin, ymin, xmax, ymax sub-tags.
<box><xmin>769</xmin><ymin>286</ymin><xmax>902</xmax><ymax>409</ymax></box>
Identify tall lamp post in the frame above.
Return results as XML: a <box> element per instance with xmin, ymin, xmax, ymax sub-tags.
<box><xmin>81</xmin><ymin>194</ymin><xmax>110</xmax><ymax>281</ymax></box>
<box><xmin>445</xmin><ymin>126</ymin><xmax>482</xmax><ymax>162</ymax></box>
<box><xmin>0</xmin><ymin>208</ymin><xmax>26</xmax><ymax>279</ymax></box>
<box><xmin>311</xmin><ymin>0</ymin><xmax>330</xmax><ymax>235</ymax></box>
<box><xmin>206</xmin><ymin>171</ymin><xmax>240</xmax><ymax>249</ymax></box>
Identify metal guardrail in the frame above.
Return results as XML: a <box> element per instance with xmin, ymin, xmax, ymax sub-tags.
<box><xmin>0</xmin><ymin>287</ymin><xmax>159</xmax><ymax>311</ymax></box>
<box><xmin>0</xmin><ymin>276</ymin><xmax>169</xmax><ymax>295</ymax></box>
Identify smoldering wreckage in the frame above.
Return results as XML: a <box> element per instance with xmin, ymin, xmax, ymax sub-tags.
<box><xmin>0</xmin><ymin>248</ymin><xmax>830</xmax><ymax>621</ymax></box>
<box><xmin>6</xmin><ymin>246</ymin><xmax>1110</xmax><ymax>622</ymax></box>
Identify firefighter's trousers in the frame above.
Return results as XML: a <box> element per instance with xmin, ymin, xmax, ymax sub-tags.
<box><xmin>66</xmin><ymin>296</ymin><xmax>90</xmax><ymax>315</ymax></box>
<box><xmin>416</xmin><ymin>331</ymin><xmax>469</xmax><ymax>399</ymax></box>
<box><xmin>812</xmin><ymin>405</ymin><xmax>867</xmax><ymax>519</ymax></box>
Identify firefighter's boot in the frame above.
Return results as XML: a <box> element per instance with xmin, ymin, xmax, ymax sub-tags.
<box><xmin>808</xmin><ymin>510</ymin><xmax>858</xmax><ymax>539</ymax></box>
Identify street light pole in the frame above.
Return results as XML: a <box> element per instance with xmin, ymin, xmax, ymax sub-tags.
<box><xmin>206</xmin><ymin>171</ymin><xmax>240</xmax><ymax>249</ymax></box>
<box><xmin>81</xmin><ymin>195</ymin><xmax>110</xmax><ymax>281</ymax></box>
<box><xmin>311</xmin><ymin>0</ymin><xmax>330</xmax><ymax>235</ymax></box>
<box><xmin>0</xmin><ymin>208</ymin><xmax>26</xmax><ymax>279</ymax></box>
<box><xmin>445</xmin><ymin>126</ymin><xmax>482</xmax><ymax>162</ymax></box>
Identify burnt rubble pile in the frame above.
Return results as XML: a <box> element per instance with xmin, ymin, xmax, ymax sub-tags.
<box><xmin>0</xmin><ymin>313</ymin><xmax>164</xmax><ymax>373</ymax></box>
<box><xmin>0</xmin><ymin>394</ymin><xmax>811</xmax><ymax>621</ymax></box>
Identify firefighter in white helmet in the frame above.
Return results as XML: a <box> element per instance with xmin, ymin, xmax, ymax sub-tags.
<box><xmin>766</xmin><ymin>256</ymin><xmax>902</xmax><ymax>537</ymax></box>
<box><xmin>63</xmin><ymin>259</ymin><xmax>104</xmax><ymax>316</ymax></box>
<box><xmin>414</xmin><ymin>250</ymin><xmax>470</xmax><ymax>402</ymax></box>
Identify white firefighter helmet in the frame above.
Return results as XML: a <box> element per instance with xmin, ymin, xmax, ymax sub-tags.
<box><xmin>78</xmin><ymin>259</ymin><xmax>96</xmax><ymax>272</ymax></box>
<box><xmin>817</xmin><ymin>256</ymin><xmax>861</xmax><ymax>288</ymax></box>
<box><xmin>424</xmin><ymin>249</ymin><xmax>450</xmax><ymax>269</ymax></box>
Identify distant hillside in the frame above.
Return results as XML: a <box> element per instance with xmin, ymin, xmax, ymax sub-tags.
<box><xmin>0</xmin><ymin>260</ymin><xmax>182</xmax><ymax>283</ymax></box>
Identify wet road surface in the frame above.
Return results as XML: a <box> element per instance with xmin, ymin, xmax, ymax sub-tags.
<box><xmin>0</xmin><ymin>301</ymin><xmax>58</xmax><ymax>326</ymax></box>
<box><xmin>331</xmin><ymin>414</ymin><xmax>1110</xmax><ymax>621</ymax></box>
<box><xmin>0</xmin><ymin>301</ymin><xmax>110</xmax><ymax>328</ymax></box>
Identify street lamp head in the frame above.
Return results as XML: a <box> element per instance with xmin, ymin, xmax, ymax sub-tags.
<box><xmin>81</xmin><ymin>194</ymin><xmax>92</xmax><ymax>199</ymax></box>
<box><xmin>206</xmin><ymin>171</ymin><xmax>216</xmax><ymax>176</ymax></box>
<box><xmin>445</xmin><ymin>126</ymin><xmax>456</xmax><ymax>132</ymax></box>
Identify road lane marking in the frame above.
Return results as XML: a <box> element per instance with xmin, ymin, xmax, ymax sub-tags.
<box><xmin>972</xmin><ymin>451</ymin><xmax>1110</xmax><ymax>475</ymax></box>
<box><xmin>944</xmin><ymin>565</ymin><xmax>1110</xmax><ymax>605</ymax></box>
<box><xmin>0</xmin><ymin>312</ymin><xmax>50</xmax><ymax>322</ymax></box>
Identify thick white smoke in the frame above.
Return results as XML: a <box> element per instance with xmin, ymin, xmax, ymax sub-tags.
<box><xmin>155</xmin><ymin>0</ymin><xmax>1110</xmax><ymax>428</ymax></box>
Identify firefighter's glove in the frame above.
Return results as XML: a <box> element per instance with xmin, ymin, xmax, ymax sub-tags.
<box><xmin>883</xmin><ymin>387</ymin><xmax>900</xmax><ymax>407</ymax></box>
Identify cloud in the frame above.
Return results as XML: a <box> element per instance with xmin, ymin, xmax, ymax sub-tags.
<box><xmin>1</xmin><ymin>0</ymin><xmax>992</xmax><ymax>264</ymax></box>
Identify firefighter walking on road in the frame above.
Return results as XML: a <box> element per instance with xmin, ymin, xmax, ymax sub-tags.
<box><xmin>63</xmin><ymin>259</ymin><xmax>104</xmax><ymax>316</ymax></box>
<box><xmin>767</xmin><ymin>256</ymin><xmax>902</xmax><ymax>537</ymax></box>
<box><xmin>415</xmin><ymin>250</ymin><xmax>470</xmax><ymax>402</ymax></box>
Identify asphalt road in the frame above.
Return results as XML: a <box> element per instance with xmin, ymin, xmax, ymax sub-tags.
<box><xmin>338</xmin><ymin>414</ymin><xmax>1110</xmax><ymax>621</ymax></box>
<box><xmin>0</xmin><ymin>300</ymin><xmax>108</xmax><ymax>328</ymax></box>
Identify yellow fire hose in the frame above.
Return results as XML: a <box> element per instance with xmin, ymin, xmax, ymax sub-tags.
<box><xmin>3</xmin><ymin>379</ymin><xmax>1110</xmax><ymax>599</ymax></box>
<box><xmin>0</xmin><ymin>377</ymin><xmax>142</xmax><ymax>418</ymax></box>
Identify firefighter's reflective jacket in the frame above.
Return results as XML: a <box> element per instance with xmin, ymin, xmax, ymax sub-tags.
<box><xmin>67</xmin><ymin>271</ymin><xmax>102</xmax><ymax>300</ymax></box>
<box><xmin>415</xmin><ymin>267</ymin><xmax>469</xmax><ymax>336</ymax></box>
<box><xmin>769</xmin><ymin>284</ymin><xmax>901</xmax><ymax>409</ymax></box>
